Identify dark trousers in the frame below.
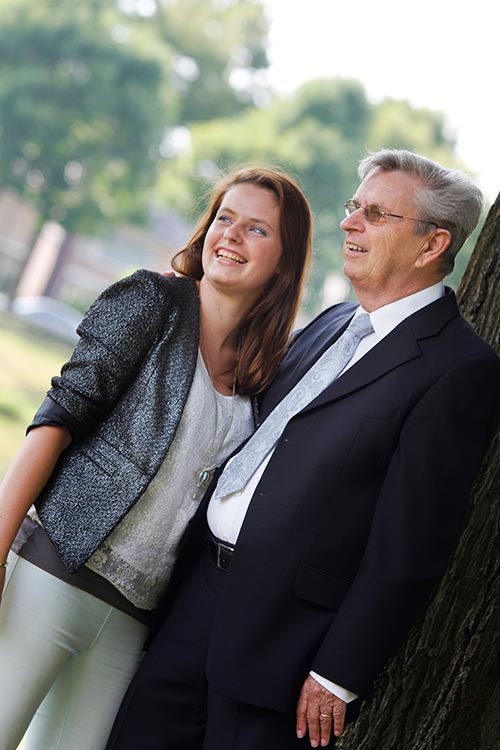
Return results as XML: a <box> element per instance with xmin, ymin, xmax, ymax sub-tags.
<box><xmin>106</xmin><ymin>540</ymin><xmax>335</xmax><ymax>749</ymax></box>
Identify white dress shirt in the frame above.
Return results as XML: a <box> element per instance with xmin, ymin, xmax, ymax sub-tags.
<box><xmin>207</xmin><ymin>282</ymin><xmax>445</xmax><ymax>702</ymax></box>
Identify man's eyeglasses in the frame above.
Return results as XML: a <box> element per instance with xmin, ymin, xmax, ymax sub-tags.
<box><xmin>344</xmin><ymin>200</ymin><xmax>438</xmax><ymax>229</ymax></box>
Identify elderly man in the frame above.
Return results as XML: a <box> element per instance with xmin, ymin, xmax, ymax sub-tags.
<box><xmin>107</xmin><ymin>150</ymin><xmax>500</xmax><ymax>750</ymax></box>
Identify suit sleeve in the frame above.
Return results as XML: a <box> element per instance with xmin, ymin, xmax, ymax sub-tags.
<box><xmin>28</xmin><ymin>270</ymin><xmax>169</xmax><ymax>441</ymax></box>
<box><xmin>310</xmin><ymin>352</ymin><xmax>500</xmax><ymax>698</ymax></box>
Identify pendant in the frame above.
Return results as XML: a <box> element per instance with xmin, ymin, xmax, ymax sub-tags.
<box><xmin>195</xmin><ymin>467</ymin><xmax>213</xmax><ymax>487</ymax></box>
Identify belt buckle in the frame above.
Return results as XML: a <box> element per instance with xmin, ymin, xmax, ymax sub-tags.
<box><xmin>216</xmin><ymin>542</ymin><xmax>234</xmax><ymax>571</ymax></box>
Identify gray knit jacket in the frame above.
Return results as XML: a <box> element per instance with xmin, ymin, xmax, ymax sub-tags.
<box><xmin>32</xmin><ymin>270</ymin><xmax>200</xmax><ymax>571</ymax></box>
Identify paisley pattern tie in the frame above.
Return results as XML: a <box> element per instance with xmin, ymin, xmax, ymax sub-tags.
<box><xmin>213</xmin><ymin>313</ymin><xmax>374</xmax><ymax>500</ymax></box>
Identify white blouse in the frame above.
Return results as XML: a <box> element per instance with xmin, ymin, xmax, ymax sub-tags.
<box><xmin>85</xmin><ymin>351</ymin><xmax>253</xmax><ymax>609</ymax></box>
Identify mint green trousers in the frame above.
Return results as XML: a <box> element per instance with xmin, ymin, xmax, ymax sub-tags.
<box><xmin>0</xmin><ymin>553</ymin><xmax>148</xmax><ymax>750</ymax></box>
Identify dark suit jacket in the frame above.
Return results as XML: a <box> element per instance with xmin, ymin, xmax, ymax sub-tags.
<box><xmin>152</xmin><ymin>288</ymin><xmax>500</xmax><ymax>714</ymax></box>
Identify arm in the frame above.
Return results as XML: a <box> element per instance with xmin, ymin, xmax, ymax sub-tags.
<box><xmin>311</xmin><ymin>353</ymin><xmax>500</xmax><ymax>697</ymax></box>
<box><xmin>1</xmin><ymin>272</ymin><xmax>174</xmax><ymax>593</ymax></box>
<box><xmin>0</xmin><ymin>425</ymin><xmax>71</xmax><ymax>602</ymax></box>
<box><xmin>296</xmin><ymin>353</ymin><xmax>500</xmax><ymax>745</ymax></box>
<box><xmin>40</xmin><ymin>270</ymin><xmax>168</xmax><ymax>437</ymax></box>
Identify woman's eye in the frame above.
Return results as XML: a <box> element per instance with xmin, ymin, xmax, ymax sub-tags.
<box><xmin>251</xmin><ymin>226</ymin><xmax>267</xmax><ymax>236</ymax></box>
<box><xmin>217</xmin><ymin>215</ymin><xmax>231</xmax><ymax>224</ymax></box>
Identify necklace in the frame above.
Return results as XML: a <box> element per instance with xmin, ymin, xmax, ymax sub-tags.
<box><xmin>194</xmin><ymin>341</ymin><xmax>238</xmax><ymax>490</ymax></box>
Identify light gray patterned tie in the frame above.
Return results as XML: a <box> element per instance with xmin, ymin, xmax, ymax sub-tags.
<box><xmin>213</xmin><ymin>312</ymin><xmax>374</xmax><ymax>500</ymax></box>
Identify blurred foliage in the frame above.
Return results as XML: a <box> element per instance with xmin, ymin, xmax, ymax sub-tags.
<box><xmin>153</xmin><ymin>0</ymin><xmax>269</xmax><ymax>121</ymax></box>
<box><xmin>0</xmin><ymin>0</ymin><xmax>484</xmax><ymax>312</ymax></box>
<box><xmin>0</xmin><ymin>0</ymin><xmax>269</xmax><ymax>233</ymax></box>
<box><xmin>0</xmin><ymin>5</ymin><xmax>170</xmax><ymax>232</ymax></box>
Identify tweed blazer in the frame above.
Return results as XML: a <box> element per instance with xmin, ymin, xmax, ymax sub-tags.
<box><xmin>32</xmin><ymin>270</ymin><xmax>201</xmax><ymax>572</ymax></box>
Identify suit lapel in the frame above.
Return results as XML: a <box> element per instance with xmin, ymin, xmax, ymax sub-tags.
<box><xmin>302</xmin><ymin>322</ymin><xmax>422</xmax><ymax>412</ymax></box>
<box><xmin>260</xmin><ymin>303</ymin><xmax>358</xmax><ymax>418</ymax></box>
<box><xmin>261</xmin><ymin>288</ymin><xmax>460</xmax><ymax>419</ymax></box>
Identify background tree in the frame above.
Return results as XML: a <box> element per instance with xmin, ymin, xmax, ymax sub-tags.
<box><xmin>0</xmin><ymin>0</ymin><xmax>270</xmax><ymax>234</ymax></box>
<box><xmin>0</xmin><ymin>0</ymin><xmax>172</xmax><ymax>232</ymax></box>
<box><xmin>336</xmin><ymin>193</ymin><xmax>500</xmax><ymax>750</ymax></box>
<box><xmin>152</xmin><ymin>0</ymin><xmax>270</xmax><ymax>121</ymax></box>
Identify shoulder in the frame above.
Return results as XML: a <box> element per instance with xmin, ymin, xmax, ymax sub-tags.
<box><xmin>431</xmin><ymin>291</ymin><xmax>500</xmax><ymax>364</ymax></box>
<box><xmin>313</xmin><ymin>300</ymin><xmax>359</xmax><ymax>325</ymax></box>
<box><xmin>78</xmin><ymin>270</ymin><xmax>198</xmax><ymax>340</ymax></box>
<box><xmin>293</xmin><ymin>300</ymin><xmax>359</xmax><ymax>344</ymax></box>
<box><xmin>155</xmin><ymin>272</ymin><xmax>200</xmax><ymax>311</ymax></box>
<box><xmin>83</xmin><ymin>269</ymin><xmax>196</xmax><ymax>314</ymax></box>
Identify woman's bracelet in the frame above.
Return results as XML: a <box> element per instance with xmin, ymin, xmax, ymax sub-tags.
<box><xmin>0</xmin><ymin>561</ymin><xmax>8</xmax><ymax>568</ymax></box>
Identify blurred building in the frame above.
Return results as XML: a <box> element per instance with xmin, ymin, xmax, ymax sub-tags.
<box><xmin>0</xmin><ymin>188</ymin><xmax>192</xmax><ymax>314</ymax></box>
<box><xmin>0</xmin><ymin>189</ymin><xmax>39</xmax><ymax>305</ymax></box>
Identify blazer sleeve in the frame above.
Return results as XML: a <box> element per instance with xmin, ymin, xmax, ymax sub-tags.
<box><xmin>310</xmin><ymin>352</ymin><xmax>500</xmax><ymax>698</ymax></box>
<box><xmin>28</xmin><ymin>269</ymin><xmax>170</xmax><ymax>441</ymax></box>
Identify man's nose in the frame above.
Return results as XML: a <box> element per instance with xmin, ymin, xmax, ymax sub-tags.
<box><xmin>340</xmin><ymin>209</ymin><xmax>364</xmax><ymax>232</ymax></box>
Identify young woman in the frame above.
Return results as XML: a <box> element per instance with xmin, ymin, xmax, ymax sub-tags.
<box><xmin>0</xmin><ymin>166</ymin><xmax>313</xmax><ymax>750</ymax></box>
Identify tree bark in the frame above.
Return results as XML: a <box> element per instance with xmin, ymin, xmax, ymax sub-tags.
<box><xmin>337</xmin><ymin>193</ymin><xmax>500</xmax><ymax>750</ymax></box>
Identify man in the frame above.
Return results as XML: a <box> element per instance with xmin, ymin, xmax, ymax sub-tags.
<box><xmin>107</xmin><ymin>150</ymin><xmax>500</xmax><ymax>750</ymax></box>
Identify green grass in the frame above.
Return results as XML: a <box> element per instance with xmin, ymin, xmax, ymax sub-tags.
<box><xmin>0</xmin><ymin>311</ymin><xmax>72</xmax><ymax>478</ymax></box>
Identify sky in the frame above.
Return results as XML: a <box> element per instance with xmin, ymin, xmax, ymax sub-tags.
<box><xmin>262</xmin><ymin>0</ymin><xmax>499</xmax><ymax>203</ymax></box>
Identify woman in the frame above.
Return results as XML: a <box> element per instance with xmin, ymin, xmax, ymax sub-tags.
<box><xmin>0</xmin><ymin>165</ymin><xmax>313</xmax><ymax>750</ymax></box>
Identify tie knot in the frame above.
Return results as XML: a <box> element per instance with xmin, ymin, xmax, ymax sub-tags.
<box><xmin>347</xmin><ymin>312</ymin><xmax>373</xmax><ymax>341</ymax></box>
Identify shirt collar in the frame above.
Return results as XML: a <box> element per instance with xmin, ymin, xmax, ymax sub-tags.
<box><xmin>355</xmin><ymin>281</ymin><xmax>445</xmax><ymax>339</ymax></box>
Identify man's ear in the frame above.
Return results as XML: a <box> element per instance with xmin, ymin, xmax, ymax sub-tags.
<box><xmin>416</xmin><ymin>228</ymin><xmax>452</xmax><ymax>268</ymax></box>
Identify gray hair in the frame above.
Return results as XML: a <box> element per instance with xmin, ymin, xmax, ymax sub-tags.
<box><xmin>358</xmin><ymin>149</ymin><xmax>483</xmax><ymax>274</ymax></box>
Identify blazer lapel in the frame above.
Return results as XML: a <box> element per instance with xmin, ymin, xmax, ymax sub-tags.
<box><xmin>302</xmin><ymin>322</ymin><xmax>421</xmax><ymax>412</ymax></box>
<box><xmin>300</xmin><ymin>288</ymin><xmax>460</xmax><ymax>413</ymax></box>
<box><xmin>260</xmin><ymin>303</ymin><xmax>358</xmax><ymax>418</ymax></box>
<box><xmin>262</xmin><ymin>288</ymin><xmax>460</xmax><ymax>418</ymax></box>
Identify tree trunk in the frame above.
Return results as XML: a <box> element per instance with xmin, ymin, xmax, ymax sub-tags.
<box><xmin>337</xmin><ymin>193</ymin><xmax>500</xmax><ymax>750</ymax></box>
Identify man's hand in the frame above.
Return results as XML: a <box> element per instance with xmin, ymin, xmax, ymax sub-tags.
<box><xmin>296</xmin><ymin>675</ymin><xmax>347</xmax><ymax>748</ymax></box>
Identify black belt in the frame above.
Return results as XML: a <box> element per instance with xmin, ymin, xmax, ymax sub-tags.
<box><xmin>210</xmin><ymin>536</ymin><xmax>235</xmax><ymax>572</ymax></box>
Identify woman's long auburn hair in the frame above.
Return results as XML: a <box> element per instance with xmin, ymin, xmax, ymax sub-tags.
<box><xmin>171</xmin><ymin>166</ymin><xmax>313</xmax><ymax>395</ymax></box>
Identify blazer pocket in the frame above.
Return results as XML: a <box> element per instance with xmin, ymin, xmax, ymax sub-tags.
<box><xmin>294</xmin><ymin>565</ymin><xmax>353</xmax><ymax>611</ymax></box>
<box><xmin>78</xmin><ymin>436</ymin><xmax>146</xmax><ymax>477</ymax></box>
<box><xmin>79</xmin><ymin>444</ymin><xmax>118</xmax><ymax>476</ymax></box>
